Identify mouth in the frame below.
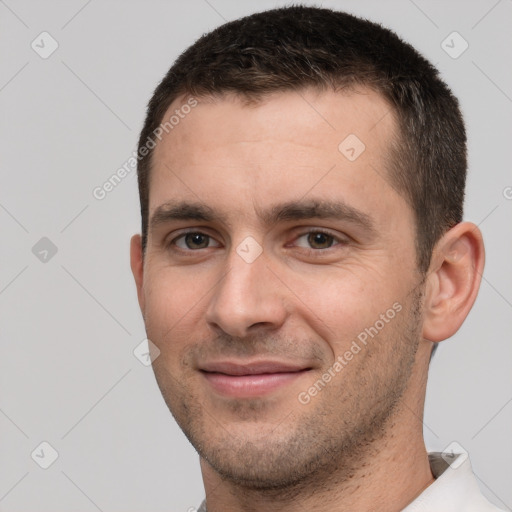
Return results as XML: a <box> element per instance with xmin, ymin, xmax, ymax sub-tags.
<box><xmin>199</xmin><ymin>361</ymin><xmax>312</xmax><ymax>398</ymax></box>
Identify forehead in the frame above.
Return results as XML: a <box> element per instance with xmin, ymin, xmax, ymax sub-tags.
<box><xmin>153</xmin><ymin>87</ymin><xmax>395</xmax><ymax>163</ymax></box>
<box><xmin>149</xmin><ymin>88</ymin><xmax>408</xmax><ymax>232</ymax></box>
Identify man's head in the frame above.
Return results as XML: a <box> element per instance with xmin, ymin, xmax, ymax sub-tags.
<box><xmin>130</xmin><ymin>5</ymin><xmax>484</xmax><ymax>499</ymax></box>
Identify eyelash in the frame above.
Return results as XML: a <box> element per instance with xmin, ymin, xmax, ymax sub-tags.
<box><xmin>166</xmin><ymin>228</ymin><xmax>348</xmax><ymax>254</ymax></box>
<box><xmin>291</xmin><ymin>229</ymin><xmax>349</xmax><ymax>254</ymax></box>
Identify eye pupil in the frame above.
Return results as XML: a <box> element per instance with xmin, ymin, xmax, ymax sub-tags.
<box><xmin>307</xmin><ymin>232</ymin><xmax>333</xmax><ymax>249</ymax></box>
<box><xmin>185</xmin><ymin>233</ymin><xmax>209</xmax><ymax>249</ymax></box>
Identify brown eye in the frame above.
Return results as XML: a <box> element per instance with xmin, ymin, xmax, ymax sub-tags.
<box><xmin>173</xmin><ymin>232</ymin><xmax>219</xmax><ymax>250</ymax></box>
<box><xmin>185</xmin><ymin>233</ymin><xmax>209</xmax><ymax>249</ymax></box>
<box><xmin>306</xmin><ymin>232</ymin><xmax>335</xmax><ymax>249</ymax></box>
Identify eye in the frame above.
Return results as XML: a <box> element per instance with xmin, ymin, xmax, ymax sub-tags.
<box><xmin>172</xmin><ymin>232</ymin><xmax>220</xmax><ymax>250</ymax></box>
<box><xmin>294</xmin><ymin>230</ymin><xmax>345</xmax><ymax>250</ymax></box>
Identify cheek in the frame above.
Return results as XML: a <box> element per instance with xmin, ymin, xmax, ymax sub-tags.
<box><xmin>288</xmin><ymin>263</ymin><xmax>402</xmax><ymax>355</ymax></box>
<box><xmin>142</xmin><ymin>269</ymin><xmax>209</xmax><ymax>352</ymax></box>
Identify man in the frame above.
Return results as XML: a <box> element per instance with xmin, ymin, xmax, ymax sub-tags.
<box><xmin>129</xmin><ymin>5</ymin><xmax>501</xmax><ymax>511</ymax></box>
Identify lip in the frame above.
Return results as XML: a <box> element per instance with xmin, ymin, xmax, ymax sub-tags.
<box><xmin>200</xmin><ymin>360</ymin><xmax>309</xmax><ymax>375</ymax></box>
<box><xmin>199</xmin><ymin>360</ymin><xmax>311</xmax><ymax>398</ymax></box>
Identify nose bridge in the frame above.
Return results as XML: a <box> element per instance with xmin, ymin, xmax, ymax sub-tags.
<box><xmin>205</xmin><ymin>242</ymin><xmax>287</xmax><ymax>337</ymax></box>
<box><xmin>225</xmin><ymin>252</ymin><xmax>262</xmax><ymax>302</ymax></box>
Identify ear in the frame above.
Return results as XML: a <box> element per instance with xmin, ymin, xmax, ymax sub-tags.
<box><xmin>130</xmin><ymin>234</ymin><xmax>145</xmax><ymax>313</ymax></box>
<box><xmin>422</xmin><ymin>222</ymin><xmax>485</xmax><ymax>343</ymax></box>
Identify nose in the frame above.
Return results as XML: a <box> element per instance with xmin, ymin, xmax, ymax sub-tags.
<box><xmin>205</xmin><ymin>244</ymin><xmax>289</xmax><ymax>338</ymax></box>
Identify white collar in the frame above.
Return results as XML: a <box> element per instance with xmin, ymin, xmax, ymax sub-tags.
<box><xmin>401</xmin><ymin>452</ymin><xmax>504</xmax><ymax>511</ymax></box>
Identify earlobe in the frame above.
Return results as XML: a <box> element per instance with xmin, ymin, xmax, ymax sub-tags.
<box><xmin>130</xmin><ymin>234</ymin><xmax>145</xmax><ymax>313</ymax></box>
<box><xmin>422</xmin><ymin>222</ymin><xmax>485</xmax><ymax>343</ymax></box>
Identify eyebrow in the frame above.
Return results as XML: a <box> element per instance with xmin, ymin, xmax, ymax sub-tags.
<box><xmin>260</xmin><ymin>199</ymin><xmax>376</xmax><ymax>234</ymax></box>
<box><xmin>149</xmin><ymin>202</ymin><xmax>225</xmax><ymax>233</ymax></box>
<box><xmin>149</xmin><ymin>199</ymin><xmax>376</xmax><ymax>236</ymax></box>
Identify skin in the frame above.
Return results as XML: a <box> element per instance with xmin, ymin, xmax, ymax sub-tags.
<box><xmin>130</xmin><ymin>88</ymin><xmax>485</xmax><ymax>511</ymax></box>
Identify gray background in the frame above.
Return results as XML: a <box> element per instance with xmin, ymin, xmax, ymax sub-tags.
<box><xmin>1</xmin><ymin>0</ymin><xmax>511</xmax><ymax>510</ymax></box>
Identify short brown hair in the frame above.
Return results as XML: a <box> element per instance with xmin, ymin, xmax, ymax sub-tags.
<box><xmin>136</xmin><ymin>5</ymin><xmax>466</xmax><ymax>274</ymax></box>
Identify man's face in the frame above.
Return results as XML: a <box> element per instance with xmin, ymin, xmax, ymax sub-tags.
<box><xmin>132</xmin><ymin>88</ymin><xmax>427</xmax><ymax>489</ymax></box>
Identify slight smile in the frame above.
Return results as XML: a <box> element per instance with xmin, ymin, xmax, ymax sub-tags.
<box><xmin>200</xmin><ymin>361</ymin><xmax>312</xmax><ymax>398</ymax></box>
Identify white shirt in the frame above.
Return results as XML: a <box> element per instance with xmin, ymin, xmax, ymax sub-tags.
<box><xmin>197</xmin><ymin>452</ymin><xmax>504</xmax><ymax>511</ymax></box>
<box><xmin>402</xmin><ymin>452</ymin><xmax>505</xmax><ymax>511</ymax></box>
